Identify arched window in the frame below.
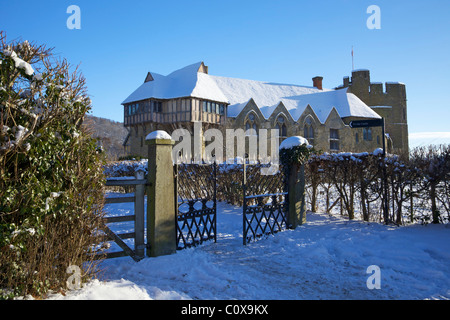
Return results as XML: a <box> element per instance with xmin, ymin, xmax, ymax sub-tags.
<box><xmin>275</xmin><ymin>115</ymin><xmax>287</xmax><ymax>137</ymax></box>
<box><xmin>245</xmin><ymin>112</ymin><xmax>258</xmax><ymax>135</ymax></box>
<box><xmin>303</xmin><ymin>116</ymin><xmax>315</xmax><ymax>144</ymax></box>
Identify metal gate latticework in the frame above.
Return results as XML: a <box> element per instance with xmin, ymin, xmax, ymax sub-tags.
<box><xmin>243</xmin><ymin>164</ymin><xmax>288</xmax><ymax>245</ymax></box>
<box><xmin>175</xmin><ymin>163</ymin><xmax>217</xmax><ymax>249</ymax></box>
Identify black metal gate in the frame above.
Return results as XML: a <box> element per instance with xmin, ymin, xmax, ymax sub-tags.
<box><xmin>243</xmin><ymin>163</ymin><xmax>288</xmax><ymax>245</ymax></box>
<box><xmin>175</xmin><ymin>163</ymin><xmax>217</xmax><ymax>249</ymax></box>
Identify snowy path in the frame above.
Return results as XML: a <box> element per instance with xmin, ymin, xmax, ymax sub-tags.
<box><xmin>48</xmin><ymin>201</ymin><xmax>450</xmax><ymax>300</ymax></box>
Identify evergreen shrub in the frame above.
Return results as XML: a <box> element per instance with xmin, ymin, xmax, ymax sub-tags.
<box><xmin>0</xmin><ymin>32</ymin><xmax>106</xmax><ymax>299</ymax></box>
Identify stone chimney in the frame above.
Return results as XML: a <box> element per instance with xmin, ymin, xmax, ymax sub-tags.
<box><xmin>198</xmin><ymin>62</ymin><xmax>209</xmax><ymax>74</ymax></box>
<box><xmin>312</xmin><ymin>76</ymin><xmax>323</xmax><ymax>90</ymax></box>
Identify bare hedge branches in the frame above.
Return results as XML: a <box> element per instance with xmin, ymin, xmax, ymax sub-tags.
<box><xmin>305</xmin><ymin>146</ymin><xmax>450</xmax><ymax>224</ymax></box>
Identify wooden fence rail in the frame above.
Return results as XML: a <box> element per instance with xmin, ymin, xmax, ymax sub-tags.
<box><xmin>100</xmin><ymin>171</ymin><xmax>146</xmax><ymax>261</ymax></box>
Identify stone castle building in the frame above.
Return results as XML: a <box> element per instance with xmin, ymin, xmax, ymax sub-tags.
<box><xmin>338</xmin><ymin>70</ymin><xmax>409</xmax><ymax>156</ymax></box>
<box><xmin>121</xmin><ymin>62</ymin><xmax>408</xmax><ymax>160</ymax></box>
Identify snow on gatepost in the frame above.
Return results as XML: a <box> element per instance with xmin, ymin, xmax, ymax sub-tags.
<box><xmin>145</xmin><ymin>130</ymin><xmax>172</xmax><ymax>141</ymax></box>
<box><xmin>279</xmin><ymin>136</ymin><xmax>312</xmax><ymax>150</ymax></box>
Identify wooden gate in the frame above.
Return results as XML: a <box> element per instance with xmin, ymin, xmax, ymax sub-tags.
<box><xmin>243</xmin><ymin>163</ymin><xmax>288</xmax><ymax>245</ymax></box>
<box><xmin>175</xmin><ymin>163</ymin><xmax>217</xmax><ymax>249</ymax></box>
<box><xmin>99</xmin><ymin>171</ymin><xmax>146</xmax><ymax>262</ymax></box>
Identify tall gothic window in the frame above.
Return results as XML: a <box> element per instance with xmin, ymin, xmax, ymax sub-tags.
<box><xmin>245</xmin><ymin>112</ymin><xmax>258</xmax><ymax>135</ymax></box>
<box><xmin>303</xmin><ymin>116</ymin><xmax>315</xmax><ymax>144</ymax></box>
<box><xmin>275</xmin><ymin>115</ymin><xmax>287</xmax><ymax>137</ymax></box>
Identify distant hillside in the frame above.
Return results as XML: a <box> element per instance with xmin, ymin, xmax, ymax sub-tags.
<box><xmin>409</xmin><ymin>132</ymin><xmax>450</xmax><ymax>150</ymax></box>
<box><xmin>83</xmin><ymin>115</ymin><xmax>128</xmax><ymax>160</ymax></box>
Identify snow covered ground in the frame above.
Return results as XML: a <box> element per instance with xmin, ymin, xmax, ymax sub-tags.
<box><xmin>47</xmin><ymin>200</ymin><xmax>450</xmax><ymax>300</ymax></box>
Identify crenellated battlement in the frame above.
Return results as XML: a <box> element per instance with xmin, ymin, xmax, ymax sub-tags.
<box><xmin>341</xmin><ymin>70</ymin><xmax>406</xmax><ymax>99</ymax></box>
<box><xmin>339</xmin><ymin>69</ymin><xmax>409</xmax><ymax>155</ymax></box>
<box><xmin>369</xmin><ymin>82</ymin><xmax>383</xmax><ymax>95</ymax></box>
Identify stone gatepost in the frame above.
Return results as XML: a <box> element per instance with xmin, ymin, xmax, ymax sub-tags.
<box><xmin>145</xmin><ymin>130</ymin><xmax>176</xmax><ymax>257</ymax></box>
<box><xmin>286</xmin><ymin>163</ymin><xmax>307</xmax><ymax>229</ymax></box>
<box><xmin>279</xmin><ymin>136</ymin><xmax>312</xmax><ymax>229</ymax></box>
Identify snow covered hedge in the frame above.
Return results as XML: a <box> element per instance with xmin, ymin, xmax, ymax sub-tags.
<box><xmin>0</xmin><ymin>33</ymin><xmax>106</xmax><ymax>298</ymax></box>
<box><xmin>102</xmin><ymin>143</ymin><xmax>450</xmax><ymax>225</ymax></box>
<box><xmin>305</xmin><ymin>146</ymin><xmax>450</xmax><ymax>224</ymax></box>
<box><xmin>103</xmin><ymin>159</ymin><xmax>148</xmax><ymax>178</ymax></box>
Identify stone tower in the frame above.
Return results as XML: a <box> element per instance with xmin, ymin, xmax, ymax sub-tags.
<box><xmin>340</xmin><ymin>70</ymin><xmax>409</xmax><ymax>156</ymax></box>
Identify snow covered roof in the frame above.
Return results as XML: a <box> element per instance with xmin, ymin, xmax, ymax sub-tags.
<box><xmin>122</xmin><ymin>62</ymin><xmax>381</xmax><ymax>123</ymax></box>
<box><xmin>122</xmin><ymin>62</ymin><xmax>228</xmax><ymax>104</ymax></box>
<box><xmin>208</xmin><ymin>74</ymin><xmax>322</xmax><ymax>117</ymax></box>
<box><xmin>271</xmin><ymin>89</ymin><xmax>382</xmax><ymax>123</ymax></box>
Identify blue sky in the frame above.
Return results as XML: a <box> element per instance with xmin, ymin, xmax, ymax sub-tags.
<box><xmin>1</xmin><ymin>0</ymin><xmax>449</xmax><ymax>135</ymax></box>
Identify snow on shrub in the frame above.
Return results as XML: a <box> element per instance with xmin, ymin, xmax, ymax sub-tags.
<box><xmin>279</xmin><ymin>136</ymin><xmax>314</xmax><ymax>170</ymax></box>
<box><xmin>103</xmin><ymin>159</ymin><xmax>148</xmax><ymax>177</ymax></box>
<box><xmin>0</xmin><ymin>32</ymin><xmax>106</xmax><ymax>299</ymax></box>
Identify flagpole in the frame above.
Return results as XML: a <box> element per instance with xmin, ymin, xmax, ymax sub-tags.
<box><xmin>352</xmin><ymin>46</ymin><xmax>354</xmax><ymax>71</ymax></box>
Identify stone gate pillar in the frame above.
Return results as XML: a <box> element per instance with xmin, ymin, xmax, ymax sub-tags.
<box><xmin>145</xmin><ymin>130</ymin><xmax>176</xmax><ymax>257</ymax></box>
<box><xmin>279</xmin><ymin>136</ymin><xmax>311</xmax><ymax>229</ymax></box>
<box><xmin>287</xmin><ymin>163</ymin><xmax>307</xmax><ymax>229</ymax></box>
